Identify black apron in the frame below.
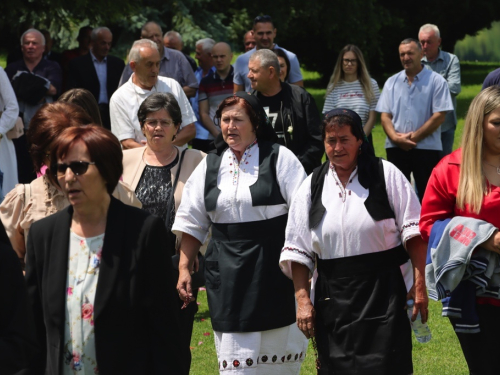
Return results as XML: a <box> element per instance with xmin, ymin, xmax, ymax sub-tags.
<box><xmin>310</xmin><ymin>158</ymin><xmax>413</xmax><ymax>375</ymax></box>
<box><xmin>204</xmin><ymin>141</ymin><xmax>296</xmax><ymax>332</ymax></box>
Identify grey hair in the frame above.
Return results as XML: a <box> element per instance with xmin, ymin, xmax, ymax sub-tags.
<box><xmin>249</xmin><ymin>49</ymin><xmax>280</xmax><ymax>75</ymax></box>
<box><xmin>128</xmin><ymin>39</ymin><xmax>158</xmax><ymax>63</ymax></box>
<box><xmin>20</xmin><ymin>28</ymin><xmax>45</xmax><ymax>46</ymax></box>
<box><xmin>196</xmin><ymin>38</ymin><xmax>216</xmax><ymax>53</ymax></box>
<box><xmin>141</xmin><ymin>21</ymin><xmax>162</xmax><ymax>35</ymax></box>
<box><xmin>91</xmin><ymin>27</ymin><xmax>112</xmax><ymax>41</ymax></box>
<box><xmin>419</xmin><ymin>24</ymin><xmax>441</xmax><ymax>38</ymax></box>
<box><xmin>400</xmin><ymin>38</ymin><xmax>422</xmax><ymax>51</ymax></box>
<box><xmin>138</xmin><ymin>92</ymin><xmax>182</xmax><ymax>128</ymax></box>
<box><xmin>165</xmin><ymin>30</ymin><xmax>182</xmax><ymax>42</ymax></box>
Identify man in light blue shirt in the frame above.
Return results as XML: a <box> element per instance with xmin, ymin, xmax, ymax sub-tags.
<box><xmin>233</xmin><ymin>15</ymin><xmax>303</xmax><ymax>92</ymax></box>
<box><xmin>376</xmin><ymin>38</ymin><xmax>453</xmax><ymax>201</ymax></box>
<box><xmin>419</xmin><ymin>24</ymin><xmax>461</xmax><ymax>157</ymax></box>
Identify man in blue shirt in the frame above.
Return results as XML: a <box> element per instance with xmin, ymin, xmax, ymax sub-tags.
<box><xmin>419</xmin><ymin>24</ymin><xmax>461</xmax><ymax>157</ymax></box>
<box><xmin>233</xmin><ymin>15</ymin><xmax>303</xmax><ymax>92</ymax></box>
<box><xmin>376</xmin><ymin>38</ymin><xmax>453</xmax><ymax>201</ymax></box>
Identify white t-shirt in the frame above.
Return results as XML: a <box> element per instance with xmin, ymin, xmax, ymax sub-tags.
<box><xmin>322</xmin><ymin>78</ymin><xmax>380</xmax><ymax>126</ymax></box>
<box><xmin>109</xmin><ymin>75</ymin><xmax>196</xmax><ymax>146</ymax></box>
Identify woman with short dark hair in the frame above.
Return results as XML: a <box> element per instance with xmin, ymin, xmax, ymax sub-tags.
<box><xmin>174</xmin><ymin>92</ymin><xmax>309</xmax><ymax>374</ymax></box>
<box><xmin>25</xmin><ymin>125</ymin><xmax>188</xmax><ymax>374</ymax></box>
<box><xmin>0</xmin><ymin>103</ymin><xmax>139</xmax><ymax>268</ymax></box>
<box><xmin>122</xmin><ymin>92</ymin><xmax>205</xmax><ymax>373</ymax></box>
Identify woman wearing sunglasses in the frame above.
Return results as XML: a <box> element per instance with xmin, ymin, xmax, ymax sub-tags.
<box><xmin>0</xmin><ymin>102</ymin><xmax>139</xmax><ymax>269</ymax></box>
<box><xmin>25</xmin><ymin>125</ymin><xmax>188</xmax><ymax>374</ymax></box>
<box><xmin>121</xmin><ymin>92</ymin><xmax>205</xmax><ymax>372</ymax></box>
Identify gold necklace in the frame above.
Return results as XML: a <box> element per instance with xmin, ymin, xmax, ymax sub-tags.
<box><xmin>144</xmin><ymin>147</ymin><xmax>176</xmax><ymax>167</ymax></box>
<box><xmin>483</xmin><ymin>161</ymin><xmax>500</xmax><ymax>175</ymax></box>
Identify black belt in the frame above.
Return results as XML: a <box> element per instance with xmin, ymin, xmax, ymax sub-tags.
<box><xmin>317</xmin><ymin>245</ymin><xmax>409</xmax><ymax>279</ymax></box>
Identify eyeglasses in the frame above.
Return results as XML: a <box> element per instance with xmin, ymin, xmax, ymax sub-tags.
<box><xmin>144</xmin><ymin>119</ymin><xmax>175</xmax><ymax>128</ymax></box>
<box><xmin>254</xmin><ymin>15</ymin><xmax>272</xmax><ymax>24</ymax></box>
<box><xmin>54</xmin><ymin>161</ymin><xmax>96</xmax><ymax>176</ymax></box>
<box><xmin>343</xmin><ymin>59</ymin><xmax>358</xmax><ymax>66</ymax></box>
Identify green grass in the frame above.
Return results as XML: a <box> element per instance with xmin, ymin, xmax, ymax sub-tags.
<box><xmin>189</xmin><ymin>62</ymin><xmax>490</xmax><ymax>374</ymax></box>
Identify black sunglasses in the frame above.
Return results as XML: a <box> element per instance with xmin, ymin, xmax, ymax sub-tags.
<box><xmin>254</xmin><ymin>15</ymin><xmax>272</xmax><ymax>24</ymax></box>
<box><xmin>54</xmin><ymin>161</ymin><xmax>96</xmax><ymax>176</ymax></box>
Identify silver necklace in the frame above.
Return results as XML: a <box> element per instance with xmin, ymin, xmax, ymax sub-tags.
<box><xmin>483</xmin><ymin>161</ymin><xmax>500</xmax><ymax>175</ymax></box>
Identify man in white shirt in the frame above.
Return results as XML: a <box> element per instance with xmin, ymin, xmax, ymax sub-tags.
<box><xmin>110</xmin><ymin>39</ymin><xmax>196</xmax><ymax>149</ymax></box>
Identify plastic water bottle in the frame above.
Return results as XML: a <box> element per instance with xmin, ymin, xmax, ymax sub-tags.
<box><xmin>407</xmin><ymin>299</ymin><xmax>431</xmax><ymax>343</ymax></box>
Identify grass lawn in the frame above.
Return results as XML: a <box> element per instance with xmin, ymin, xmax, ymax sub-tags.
<box><xmin>189</xmin><ymin>61</ymin><xmax>497</xmax><ymax>374</ymax></box>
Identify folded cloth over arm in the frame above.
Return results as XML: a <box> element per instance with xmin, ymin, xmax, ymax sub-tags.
<box><xmin>10</xmin><ymin>71</ymin><xmax>49</xmax><ymax>106</ymax></box>
<box><xmin>425</xmin><ymin>216</ymin><xmax>500</xmax><ymax>333</ymax></box>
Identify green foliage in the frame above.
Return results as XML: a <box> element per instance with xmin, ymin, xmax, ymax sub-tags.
<box><xmin>454</xmin><ymin>22</ymin><xmax>500</xmax><ymax>62</ymax></box>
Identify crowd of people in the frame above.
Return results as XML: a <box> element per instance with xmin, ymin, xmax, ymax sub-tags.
<box><xmin>0</xmin><ymin>13</ymin><xmax>499</xmax><ymax>375</ymax></box>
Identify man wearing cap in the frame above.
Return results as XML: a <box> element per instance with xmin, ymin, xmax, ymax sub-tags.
<box><xmin>248</xmin><ymin>49</ymin><xmax>322</xmax><ymax>175</ymax></box>
<box><xmin>376</xmin><ymin>38</ymin><xmax>453</xmax><ymax>201</ymax></box>
<box><xmin>234</xmin><ymin>15</ymin><xmax>303</xmax><ymax>92</ymax></box>
<box><xmin>419</xmin><ymin>24</ymin><xmax>461</xmax><ymax>157</ymax></box>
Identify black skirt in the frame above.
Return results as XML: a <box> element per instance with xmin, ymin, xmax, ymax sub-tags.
<box><xmin>205</xmin><ymin>214</ymin><xmax>296</xmax><ymax>332</ymax></box>
<box><xmin>314</xmin><ymin>246</ymin><xmax>412</xmax><ymax>375</ymax></box>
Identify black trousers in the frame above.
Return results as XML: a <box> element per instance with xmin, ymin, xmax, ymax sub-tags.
<box><xmin>452</xmin><ymin>304</ymin><xmax>500</xmax><ymax>375</ymax></box>
<box><xmin>386</xmin><ymin>148</ymin><xmax>441</xmax><ymax>202</ymax></box>
<box><xmin>98</xmin><ymin>103</ymin><xmax>111</xmax><ymax>130</ymax></box>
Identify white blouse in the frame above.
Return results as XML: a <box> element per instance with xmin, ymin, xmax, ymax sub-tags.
<box><xmin>63</xmin><ymin>231</ymin><xmax>104</xmax><ymax>375</ymax></box>
<box><xmin>279</xmin><ymin>160</ymin><xmax>421</xmax><ymax>288</ymax></box>
<box><xmin>172</xmin><ymin>142</ymin><xmax>306</xmax><ymax>243</ymax></box>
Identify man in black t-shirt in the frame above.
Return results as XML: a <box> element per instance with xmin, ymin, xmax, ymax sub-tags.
<box><xmin>248</xmin><ymin>49</ymin><xmax>323</xmax><ymax>174</ymax></box>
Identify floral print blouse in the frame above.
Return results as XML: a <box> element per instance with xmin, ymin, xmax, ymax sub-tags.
<box><xmin>63</xmin><ymin>231</ymin><xmax>104</xmax><ymax>375</ymax></box>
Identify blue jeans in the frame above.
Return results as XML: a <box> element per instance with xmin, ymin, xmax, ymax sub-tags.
<box><xmin>440</xmin><ymin>128</ymin><xmax>455</xmax><ymax>158</ymax></box>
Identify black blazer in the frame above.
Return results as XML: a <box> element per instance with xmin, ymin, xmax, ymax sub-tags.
<box><xmin>25</xmin><ymin>197</ymin><xmax>188</xmax><ymax>375</ymax></box>
<box><xmin>67</xmin><ymin>52</ymin><xmax>125</xmax><ymax>101</ymax></box>
<box><xmin>0</xmin><ymin>222</ymin><xmax>38</xmax><ymax>375</ymax></box>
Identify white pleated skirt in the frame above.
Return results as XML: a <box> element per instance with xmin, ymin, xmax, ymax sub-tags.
<box><xmin>214</xmin><ymin>322</ymin><xmax>308</xmax><ymax>374</ymax></box>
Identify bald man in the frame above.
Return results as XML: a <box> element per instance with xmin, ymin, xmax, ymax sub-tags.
<box><xmin>243</xmin><ymin>30</ymin><xmax>256</xmax><ymax>52</ymax></box>
<box><xmin>164</xmin><ymin>30</ymin><xmax>197</xmax><ymax>72</ymax></box>
<box><xmin>196</xmin><ymin>42</ymin><xmax>234</xmax><ymax>152</ymax></box>
<box><xmin>119</xmin><ymin>22</ymin><xmax>198</xmax><ymax>98</ymax></box>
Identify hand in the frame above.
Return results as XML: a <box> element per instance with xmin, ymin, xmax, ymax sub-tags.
<box><xmin>297</xmin><ymin>299</ymin><xmax>316</xmax><ymax>339</ymax></box>
<box><xmin>393</xmin><ymin>132</ymin><xmax>417</xmax><ymax>151</ymax></box>
<box><xmin>481</xmin><ymin>230</ymin><xmax>500</xmax><ymax>255</ymax></box>
<box><xmin>176</xmin><ymin>268</ymin><xmax>193</xmax><ymax>304</ymax></box>
<box><xmin>406</xmin><ymin>283</ymin><xmax>429</xmax><ymax>324</ymax></box>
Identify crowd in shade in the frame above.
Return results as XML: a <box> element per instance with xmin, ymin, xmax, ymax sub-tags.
<box><xmin>1</xmin><ymin>13</ymin><xmax>500</xmax><ymax>375</ymax></box>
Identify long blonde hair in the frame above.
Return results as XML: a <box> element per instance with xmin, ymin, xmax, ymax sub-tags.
<box><xmin>325</xmin><ymin>44</ymin><xmax>375</xmax><ymax>103</ymax></box>
<box><xmin>457</xmin><ymin>86</ymin><xmax>500</xmax><ymax>213</ymax></box>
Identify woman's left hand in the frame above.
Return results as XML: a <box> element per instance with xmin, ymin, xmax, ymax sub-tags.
<box><xmin>297</xmin><ymin>299</ymin><xmax>316</xmax><ymax>339</ymax></box>
<box><xmin>406</xmin><ymin>282</ymin><xmax>429</xmax><ymax>324</ymax></box>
